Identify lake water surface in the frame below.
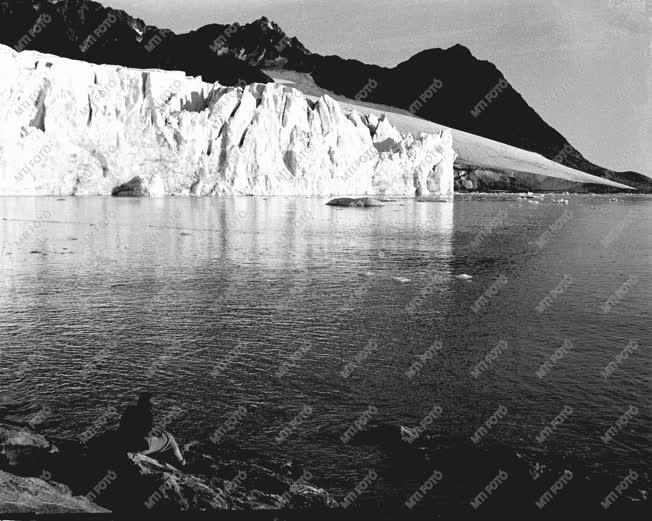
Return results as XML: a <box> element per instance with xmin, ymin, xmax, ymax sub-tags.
<box><xmin>0</xmin><ymin>194</ymin><xmax>649</xmax><ymax>515</ymax></box>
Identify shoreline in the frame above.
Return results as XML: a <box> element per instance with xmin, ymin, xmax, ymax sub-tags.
<box><xmin>0</xmin><ymin>192</ymin><xmax>648</xmax><ymax>199</ymax></box>
<box><xmin>1</xmin><ymin>417</ymin><xmax>648</xmax><ymax>517</ymax></box>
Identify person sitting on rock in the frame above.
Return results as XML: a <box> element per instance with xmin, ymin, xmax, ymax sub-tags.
<box><xmin>118</xmin><ymin>392</ymin><xmax>186</xmax><ymax>466</ymax></box>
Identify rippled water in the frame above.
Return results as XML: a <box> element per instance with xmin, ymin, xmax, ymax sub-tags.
<box><xmin>0</xmin><ymin>194</ymin><xmax>649</xmax><ymax>513</ymax></box>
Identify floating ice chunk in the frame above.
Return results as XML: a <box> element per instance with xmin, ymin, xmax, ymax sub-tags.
<box><xmin>327</xmin><ymin>197</ymin><xmax>384</xmax><ymax>207</ymax></box>
<box><xmin>400</xmin><ymin>426</ymin><xmax>419</xmax><ymax>442</ymax></box>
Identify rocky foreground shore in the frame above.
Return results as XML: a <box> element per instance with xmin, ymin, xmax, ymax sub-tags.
<box><xmin>1</xmin><ymin>415</ymin><xmax>649</xmax><ymax>517</ymax></box>
<box><xmin>0</xmin><ymin>420</ymin><xmax>335</xmax><ymax>514</ymax></box>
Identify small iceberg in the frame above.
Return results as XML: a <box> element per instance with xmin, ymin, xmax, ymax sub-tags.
<box><xmin>326</xmin><ymin>197</ymin><xmax>383</xmax><ymax>207</ymax></box>
<box><xmin>400</xmin><ymin>426</ymin><xmax>419</xmax><ymax>442</ymax></box>
<box><xmin>455</xmin><ymin>274</ymin><xmax>473</xmax><ymax>280</ymax></box>
<box><xmin>417</xmin><ymin>196</ymin><xmax>450</xmax><ymax>203</ymax></box>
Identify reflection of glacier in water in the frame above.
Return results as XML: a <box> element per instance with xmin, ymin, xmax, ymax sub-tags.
<box><xmin>0</xmin><ymin>195</ymin><xmax>649</xmax><ymax>511</ymax></box>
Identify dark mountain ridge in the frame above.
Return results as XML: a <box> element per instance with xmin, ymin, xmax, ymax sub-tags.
<box><xmin>1</xmin><ymin>0</ymin><xmax>648</xmax><ymax>191</ymax></box>
<box><xmin>0</xmin><ymin>0</ymin><xmax>271</xmax><ymax>84</ymax></box>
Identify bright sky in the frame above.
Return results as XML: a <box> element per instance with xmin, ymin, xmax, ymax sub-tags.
<box><xmin>110</xmin><ymin>0</ymin><xmax>649</xmax><ymax>174</ymax></box>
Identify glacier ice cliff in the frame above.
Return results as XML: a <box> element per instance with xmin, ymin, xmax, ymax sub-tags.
<box><xmin>0</xmin><ymin>44</ymin><xmax>455</xmax><ymax>197</ymax></box>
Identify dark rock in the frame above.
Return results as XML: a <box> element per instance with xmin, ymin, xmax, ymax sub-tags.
<box><xmin>0</xmin><ymin>421</ymin><xmax>58</xmax><ymax>474</ymax></box>
<box><xmin>453</xmin><ymin>167</ymin><xmax>600</xmax><ymax>193</ymax></box>
<box><xmin>124</xmin><ymin>447</ymin><xmax>337</xmax><ymax>512</ymax></box>
<box><xmin>0</xmin><ymin>421</ymin><xmax>336</xmax><ymax>514</ymax></box>
<box><xmin>111</xmin><ymin>176</ymin><xmax>148</xmax><ymax>197</ymax></box>
<box><xmin>0</xmin><ymin>470</ymin><xmax>109</xmax><ymax>514</ymax></box>
<box><xmin>127</xmin><ymin>453</ymin><xmax>225</xmax><ymax>511</ymax></box>
<box><xmin>0</xmin><ymin>1</ymin><xmax>268</xmax><ymax>87</ymax></box>
<box><xmin>326</xmin><ymin>197</ymin><xmax>383</xmax><ymax>207</ymax></box>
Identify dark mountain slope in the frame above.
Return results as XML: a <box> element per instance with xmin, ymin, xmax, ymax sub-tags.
<box><xmin>301</xmin><ymin>47</ymin><xmax>650</xmax><ymax>190</ymax></box>
<box><xmin>0</xmin><ymin>0</ymin><xmax>270</xmax><ymax>84</ymax></box>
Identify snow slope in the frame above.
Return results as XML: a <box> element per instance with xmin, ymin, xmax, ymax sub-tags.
<box><xmin>266</xmin><ymin>70</ymin><xmax>634</xmax><ymax>191</ymax></box>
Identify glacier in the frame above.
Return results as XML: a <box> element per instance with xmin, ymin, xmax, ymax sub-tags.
<box><xmin>0</xmin><ymin>44</ymin><xmax>455</xmax><ymax>197</ymax></box>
